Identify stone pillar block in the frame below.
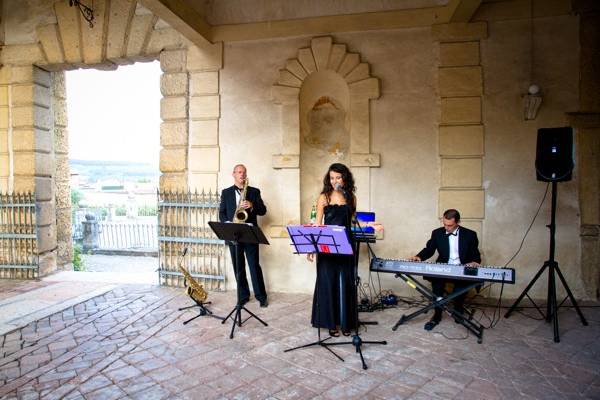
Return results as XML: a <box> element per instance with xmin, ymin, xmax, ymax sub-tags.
<box><xmin>439</xmin><ymin>66</ymin><xmax>483</xmax><ymax>97</ymax></box>
<box><xmin>190</xmin><ymin>72</ymin><xmax>219</xmax><ymax>95</ymax></box>
<box><xmin>439</xmin><ymin>125</ymin><xmax>484</xmax><ymax>156</ymax></box>
<box><xmin>187</xmin><ymin>42</ymin><xmax>223</xmax><ymax>71</ymax></box>
<box><xmin>189</xmin><ymin>95</ymin><xmax>220</xmax><ymax>119</ymax></box>
<box><xmin>54</xmin><ymin>127</ymin><xmax>69</xmax><ymax>154</ymax></box>
<box><xmin>441</xmin><ymin>158</ymin><xmax>482</xmax><ymax>188</ymax></box>
<box><xmin>55</xmin><ymin>180</ymin><xmax>71</xmax><ymax>209</ymax></box>
<box><xmin>35</xmin><ymin>177</ymin><xmax>53</xmax><ymax>201</ymax></box>
<box><xmin>441</xmin><ymin>97</ymin><xmax>481</xmax><ymax>125</ymax></box>
<box><xmin>12</xmin><ymin>105</ymin><xmax>52</xmax><ymax>130</ymax></box>
<box><xmin>159</xmin><ymin>173</ymin><xmax>187</xmax><ymax>191</ymax></box>
<box><xmin>160</xmin><ymin>147</ymin><xmax>187</xmax><ymax>172</ymax></box>
<box><xmin>189</xmin><ymin>147</ymin><xmax>219</xmax><ymax>172</ymax></box>
<box><xmin>14</xmin><ymin>177</ymin><xmax>35</xmax><ymax>193</ymax></box>
<box><xmin>13</xmin><ymin>152</ymin><xmax>35</xmax><ymax>176</ymax></box>
<box><xmin>38</xmin><ymin>251</ymin><xmax>57</xmax><ymax>277</ymax></box>
<box><xmin>439</xmin><ymin>41</ymin><xmax>480</xmax><ymax>67</ymax></box>
<box><xmin>161</xmin><ymin>121</ymin><xmax>189</xmax><ymax>146</ymax></box>
<box><xmin>190</xmin><ymin>120</ymin><xmax>218</xmax><ymax>146</ymax></box>
<box><xmin>160</xmin><ymin>49</ymin><xmax>187</xmax><ymax>73</ymax></box>
<box><xmin>37</xmin><ymin>224</ymin><xmax>57</xmax><ymax>253</ymax></box>
<box><xmin>36</xmin><ymin>201</ymin><xmax>56</xmax><ymax>227</ymax></box>
<box><xmin>160</xmin><ymin>97</ymin><xmax>187</xmax><ymax>120</ymax></box>
<box><xmin>160</xmin><ymin>72</ymin><xmax>188</xmax><ymax>96</ymax></box>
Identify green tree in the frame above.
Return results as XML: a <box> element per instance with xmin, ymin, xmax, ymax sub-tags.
<box><xmin>71</xmin><ymin>189</ymin><xmax>83</xmax><ymax>207</ymax></box>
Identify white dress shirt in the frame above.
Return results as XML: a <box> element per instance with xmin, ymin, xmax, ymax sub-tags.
<box><xmin>448</xmin><ymin>227</ymin><xmax>461</xmax><ymax>265</ymax></box>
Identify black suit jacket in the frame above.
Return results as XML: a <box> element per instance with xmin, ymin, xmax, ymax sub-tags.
<box><xmin>416</xmin><ymin>226</ymin><xmax>481</xmax><ymax>265</ymax></box>
<box><xmin>219</xmin><ymin>185</ymin><xmax>267</xmax><ymax>226</ymax></box>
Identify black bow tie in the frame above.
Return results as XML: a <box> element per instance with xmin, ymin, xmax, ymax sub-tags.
<box><xmin>447</xmin><ymin>232</ymin><xmax>457</xmax><ymax>237</ymax></box>
<box><xmin>235</xmin><ymin>187</ymin><xmax>242</xmax><ymax>193</ymax></box>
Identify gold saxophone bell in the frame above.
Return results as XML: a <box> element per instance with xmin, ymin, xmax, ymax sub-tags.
<box><xmin>178</xmin><ymin>254</ymin><xmax>208</xmax><ymax>303</ymax></box>
<box><xmin>233</xmin><ymin>177</ymin><xmax>249</xmax><ymax>223</ymax></box>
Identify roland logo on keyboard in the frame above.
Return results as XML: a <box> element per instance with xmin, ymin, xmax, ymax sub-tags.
<box><xmin>425</xmin><ymin>264</ymin><xmax>452</xmax><ymax>273</ymax></box>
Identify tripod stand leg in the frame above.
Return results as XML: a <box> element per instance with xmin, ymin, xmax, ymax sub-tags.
<box><xmin>505</xmin><ymin>263</ymin><xmax>548</xmax><ymax>318</ymax></box>
<box><xmin>242</xmin><ymin>306</ymin><xmax>268</xmax><ymax>326</ymax></box>
<box><xmin>554</xmin><ymin>264</ymin><xmax>589</xmax><ymax>326</ymax></box>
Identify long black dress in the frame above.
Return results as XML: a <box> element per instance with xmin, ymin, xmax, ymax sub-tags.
<box><xmin>311</xmin><ymin>204</ymin><xmax>357</xmax><ymax>332</ymax></box>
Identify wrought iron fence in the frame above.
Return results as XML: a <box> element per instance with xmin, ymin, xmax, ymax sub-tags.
<box><xmin>158</xmin><ymin>190</ymin><xmax>226</xmax><ymax>290</ymax></box>
<box><xmin>98</xmin><ymin>221</ymin><xmax>157</xmax><ymax>249</ymax></box>
<box><xmin>0</xmin><ymin>193</ymin><xmax>38</xmax><ymax>279</ymax></box>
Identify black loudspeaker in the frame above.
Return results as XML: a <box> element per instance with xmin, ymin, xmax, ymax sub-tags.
<box><xmin>535</xmin><ymin>127</ymin><xmax>574</xmax><ymax>182</ymax></box>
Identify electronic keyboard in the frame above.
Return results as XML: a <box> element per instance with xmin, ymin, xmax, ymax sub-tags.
<box><xmin>370</xmin><ymin>257</ymin><xmax>515</xmax><ymax>284</ymax></box>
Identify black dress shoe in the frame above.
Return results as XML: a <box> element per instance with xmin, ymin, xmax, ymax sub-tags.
<box><xmin>424</xmin><ymin>318</ymin><xmax>440</xmax><ymax>331</ymax></box>
<box><xmin>259</xmin><ymin>299</ymin><xmax>268</xmax><ymax>308</ymax></box>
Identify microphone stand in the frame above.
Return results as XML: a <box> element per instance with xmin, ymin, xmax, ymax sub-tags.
<box><xmin>327</xmin><ymin>188</ymin><xmax>387</xmax><ymax>370</ymax></box>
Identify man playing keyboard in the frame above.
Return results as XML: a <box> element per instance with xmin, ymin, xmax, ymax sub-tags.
<box><xmin>409</xmin><ymin>209</ymin><xmax>481</xmax><ymax>331</ymax></box>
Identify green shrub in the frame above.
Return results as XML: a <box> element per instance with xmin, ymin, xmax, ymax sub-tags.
<box><xmin>73</xmin><ymin>245</ymin><xmax>86</xmax><ymax>271</ymax></box>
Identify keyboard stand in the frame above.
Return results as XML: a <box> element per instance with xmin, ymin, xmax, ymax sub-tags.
<box><xmin>391</xmin><ymin>272</ymin><xmax>485</xmax><ymax>343</ymax></box>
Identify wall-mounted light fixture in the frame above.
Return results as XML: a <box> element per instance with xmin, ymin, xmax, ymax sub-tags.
<box><xmin>523</xmin><ymin>84</ymin><xmax>543</xmax><ymax>120</ymax></box>
<box><xmin>69</xmin><ymin>0</ymin><xmax>95</xmax><ymax>27</ymax></box>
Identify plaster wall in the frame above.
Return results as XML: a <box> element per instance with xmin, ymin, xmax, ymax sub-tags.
<box><xmin>482</xmin><ymin>15</ymin><xmax>582</xmax><ymax>299</ymax></box>
<box><xmin>219</xmin><ymin>29</ymin><xmax>439</xmax><ymax>295</ymax></box>
<box><xmin>219</xmin><ymin>16</ymin><xmax>586</xmax><ymax>300</ymax></box>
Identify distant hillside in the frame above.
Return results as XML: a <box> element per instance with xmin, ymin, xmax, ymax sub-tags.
<box><xmin>70</xmin><ymin>159</ymin><xmax>159</xmax><ymax>183</ymax></box>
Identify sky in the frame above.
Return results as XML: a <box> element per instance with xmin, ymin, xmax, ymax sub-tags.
<box><xmin>66</xmin><ymin>61</ymin><xmax>162</xmax><ymax>165</ymax></box>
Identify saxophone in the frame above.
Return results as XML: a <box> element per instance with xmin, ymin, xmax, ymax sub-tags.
<box><xmin>233</xmin><ymin>177</ymin><xmax>249</xmax><ymax>223</ymax></box>
<box><xmin>179</xmin><ymin>259</ymin><xmax>208</xmax><ymax>303</ymax></box>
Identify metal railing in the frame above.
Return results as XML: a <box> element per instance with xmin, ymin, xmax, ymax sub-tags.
<box><xmin>98</xmin><ymin>221</ymin><xmax>157</xmax><ymax>249</ymax></box>
<box><xmin>158</xmin><ymin>190</ymin><xmax>227</xmax><ymax>290</ymax></box>
<box><xmin>0</xmin><ymin>192</ymin><xmax>38</xmax><ymax>279</ymax></box>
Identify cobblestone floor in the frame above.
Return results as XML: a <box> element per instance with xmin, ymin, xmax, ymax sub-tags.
<box><xmin>0</xmin><ymin>284</ymin><xmax>599</xmax><ymax>400</ymax></box>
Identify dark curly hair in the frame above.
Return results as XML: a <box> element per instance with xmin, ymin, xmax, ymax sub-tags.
<box><xmin>321</xmin><ymin>163</ymin><xmax>356</xmax><ymax>211</ymax></box>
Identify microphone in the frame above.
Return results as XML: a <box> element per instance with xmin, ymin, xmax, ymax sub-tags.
<box><xmin>182</xmin><ymin>247</ymin><xmax>188</xmax><ymax>257</ymax></box>
<box><xmin>335</xmin><ymin>184</ymin><xmax>349</xmax><ymax>200</ymax></box>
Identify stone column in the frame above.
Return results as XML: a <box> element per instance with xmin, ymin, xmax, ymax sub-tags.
<box><xmin>159</xmin><ymin>49</ymin><xmax>189</xmax><ymax>191</ymax></box>
<box><xmin>432</xmin><ymin>22</ymin><xmax>488</xmax><ymax>239</ymax></box>
<box><xmin>9</xmin><ymin>66</ymin><xmax>57</xmax><ymax>276</ymax></box>
<box><xmin>53</xmin><ymin>72</ymin><xmax>72</xmax><ymax>269</ymax></box>
<box><xmin>187</xmin><ymin>42</ymin><xmax>223</xmax><ymax>193</ymax></box>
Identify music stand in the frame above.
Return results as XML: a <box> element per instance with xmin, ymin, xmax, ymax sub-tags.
<box><xmin>208</xmin><ymin>221</ymin><xmax>269</xmax><ymax>339</ymax></box>
<box><xmin>285</xmin><ymin>224</ymin><xmax>386</xmax><ymax>369</ymax></box>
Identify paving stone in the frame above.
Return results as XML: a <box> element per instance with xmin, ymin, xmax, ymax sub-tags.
<box><xmin>0</xmin><ymin>283</ymin><xmax>598</xmax><ymax>399</ymax></box>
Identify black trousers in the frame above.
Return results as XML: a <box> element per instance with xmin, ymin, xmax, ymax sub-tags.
<box><xmin>429</xmin><ymin>278</ymin><xmax>471</xmax><ymax>318</ymax></box>
<box><xmin>228</xmin><ymin>243</ymin><xmax>267</xmax><ymax>303</ymax></box>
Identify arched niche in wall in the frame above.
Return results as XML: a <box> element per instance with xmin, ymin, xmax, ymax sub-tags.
<box><xmin>270</xmin><ymin>36</ymin><xmax>381</xmax><ymax>238</ymax></box>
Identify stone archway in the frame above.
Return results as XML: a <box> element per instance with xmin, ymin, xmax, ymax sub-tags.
<box><xmin>0</xmin><ymin>0</ymin><xmax>222</xmax><ymax>276</ymax></box>
<box><xmin>270</xmin><ymin>36</ymin><xmax>380</xmax><ymax>237</ymax></box>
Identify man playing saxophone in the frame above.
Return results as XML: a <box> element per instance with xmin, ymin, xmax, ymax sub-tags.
<box><xmin>219</xmin><ymin>164</ymin><xmax>269</xmax><ymax>307</ymax></box>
